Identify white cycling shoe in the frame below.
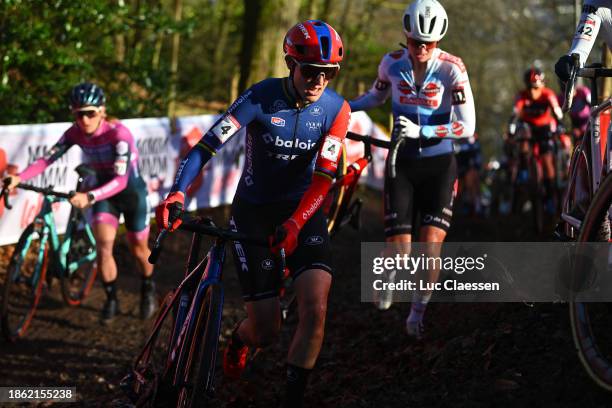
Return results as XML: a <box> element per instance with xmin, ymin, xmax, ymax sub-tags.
<box><xmin>373</xmin><ymin>269</ymin><xmax>396</xmax><ymax>310</ymax></box>
<box><xmin>405</xmin><ymin>318</ymin><xmax>424</xmax><ymax>340</ymax></box>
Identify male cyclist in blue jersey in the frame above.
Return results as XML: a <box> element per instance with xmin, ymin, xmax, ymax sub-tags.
<box><xmin>156</xmin><ymin>20</ymin><xmax>350</xmax><ymax>407</ymax></box>
<box><xmin>349</xmin><ymin>0</ymin><xmax>476</xmax><ymax>339</ymax></box>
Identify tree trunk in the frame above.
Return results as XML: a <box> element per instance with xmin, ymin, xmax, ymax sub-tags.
<box><xmin>167</xmin><ymin>0</ymin><xmax>182</xmax><ymax>122</ymax></box>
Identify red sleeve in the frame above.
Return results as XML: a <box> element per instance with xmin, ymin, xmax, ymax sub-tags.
<box><xmin>545</xmin><ymin>88</ymin><xmax>561</xmax><ymax>109</ymax></box>
<box><xmin>289</xmin><ymin>100</ymin><xmax>351</xmax><ymax>229</ymax></box>
<box><xmin>314</xmin><ymin>101</ymin><xmax>351</xmax><ymax>180</ymax></box>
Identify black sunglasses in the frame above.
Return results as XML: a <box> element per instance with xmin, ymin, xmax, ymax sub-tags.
<box><xmin>297</xmin><ymin>62</ymin><xmax>340</xmax><ymax>81</ymax></box>
<box><xmin>74</xmin><ymin>110</ymin><xmax>99</xmax><ymax>118</ymax></box>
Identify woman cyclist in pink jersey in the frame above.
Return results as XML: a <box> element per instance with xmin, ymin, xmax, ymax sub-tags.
<box><xmin>4</xmin><ymin>83</ymin><xmax>157</xmax><ymax>324</ymax></box>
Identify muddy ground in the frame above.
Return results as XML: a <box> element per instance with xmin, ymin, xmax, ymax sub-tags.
<box><xmin>1</xmin><ymin>188</ymin><xmax>611</xmax><ymax>407</ymax></box>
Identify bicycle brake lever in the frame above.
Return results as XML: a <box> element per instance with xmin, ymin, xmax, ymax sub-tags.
<box><xmin>148</xmin><ymin>229</ymin><xmax>168</xmax><ymax>264</ymax></box>
<box><xmin>0</xmin><ymin>186</ymin><xmax>11</xmax><ymax>210</ymax></box>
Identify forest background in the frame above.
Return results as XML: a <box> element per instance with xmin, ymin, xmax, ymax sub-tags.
<box><xmin>0</xmin><ymin>0</ymin><xmax>599</xmax><ymax>158</ymax></box>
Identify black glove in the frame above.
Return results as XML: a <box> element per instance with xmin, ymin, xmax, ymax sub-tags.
<box><xmin>555</xmin><ymin>54</ymin><xmax>575</xmax><ymax>83</ymax></box>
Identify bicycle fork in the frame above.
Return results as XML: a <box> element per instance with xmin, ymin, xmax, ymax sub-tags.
<box><xmin>171</xmin><ymin>242</ymin><xmax>226</xmax><ymax>390</ymax></box>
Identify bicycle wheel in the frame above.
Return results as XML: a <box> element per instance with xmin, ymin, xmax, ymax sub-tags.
<box><xmin>177</xmin><ymin>283</ymin><xmax>223</xmax><ymax>407</ymax></box>
<box><xmin>529</xmin><ymin>156</ymin><xmax>544</xmax><ymax>234</ymax></box>
<box><xmin>323</xmin><ymin>145</ymin><xmax>347</xmax><ymax>234</ymax></box>
<box><xmin>122</xmin><ymin>290</ymin><xmax>178</xmax><ymax>406</ymax></box>
<box><xmin>1</xmin><ymin>224</ymin><xmax>49</xmax><ymax>342</ymax></box>
<box><xmin>569</xmin><ymin>173</ymin><xmax>612</xmax><ymax>391</ymax></box>
<box><xmin>61</xmin><ymin>210</ymin><xmax>97</xmax><ymax>306</ymax></box>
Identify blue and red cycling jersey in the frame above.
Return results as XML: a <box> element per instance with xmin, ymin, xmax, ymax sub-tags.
<box><xmin>172</xmin><ymin>77</ymin><xmax>350</xmax><ymax>204</ymax></box>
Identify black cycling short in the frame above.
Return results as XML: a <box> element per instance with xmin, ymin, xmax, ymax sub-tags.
<box><xmin>92</xmin><ymin>175</ymin><xmax>150</xmax><ymax>233</ymax></box>
<box><xmin>531</xmin><ymin>124</ymin><xmax>555</xmax><ymax>155</ymax></box>
<box><xmin>229</xmin><ymin>198</ymin><xmax>332</xmax><ymax>302</ymax></box>
<box><xmin>384</xmin><ymin>153</ymin><xmax>457</xmax><ymax>236</ymax></box>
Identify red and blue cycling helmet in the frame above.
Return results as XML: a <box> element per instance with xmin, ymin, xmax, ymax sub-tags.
<box><xmin>283</xmin><ymin>20</ymin><xmax>344</xmax><ymax>67</ymax></box>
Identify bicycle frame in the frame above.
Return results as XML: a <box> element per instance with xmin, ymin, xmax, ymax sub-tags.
<box><xmin>17</xmin><ymin>187</ymin><xmax>97</xmax><ymax>282</ymax></box>
<box><xmin>126</xmin><ymin>216</ymin><xmax>272</xmax><ymax>404</ymax></box>
<box><xmin>561</xmin><ymin>67</ymin><xmax>612</xmax><ymax>234</ymax></box>
<box><xmin>327</xmin><ymin>132</ymin><xmax>392</xmax><ymax>236</ymax></box>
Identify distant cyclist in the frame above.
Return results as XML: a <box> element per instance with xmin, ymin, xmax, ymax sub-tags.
<box><xmin>455</xmin><ymin>133</ymin><xmax>483</xmax><ymax>216</ymax></box>
<box><xmin>156</xmin><ymin>20</ymin><xmax>349</xmax><ymax>407</ymax></box>
<box><xmin>558</xmin><ymin>84</ymin><xmax>592</xmax><ymax>143</ymax></box>
<box><xmin>4</xmin><ymin>83</ymin><xmax>156</xmax><ymax>324</ymax></box>
<box><xmin>349</xmin><ymin>0</ymin><xmax>476</xmax><ymax>339</ymax></box>
<box><xmin>510</xmin><ymin>67</ymin><xmax>563</xmax><ymax>212</ymax></box>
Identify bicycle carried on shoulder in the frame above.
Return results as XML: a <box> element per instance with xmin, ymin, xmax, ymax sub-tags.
<box><xmin>121</xmin><ymin>214</ymin><xmax>273</xmax><ymax>407</ymax></box>
<box><xmin>559</xmin><ymin>54</ymin><xmax>612</xmax><ymax>391</ymax></box>
<box><xmin>0</xmin><ymin>164</ymin><xmax>98</xmax><ymax>342</ymax></box>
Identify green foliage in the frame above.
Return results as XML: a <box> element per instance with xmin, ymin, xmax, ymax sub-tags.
<box><xmin>0</xmin><ymin>0</ymin><xmax>193</xmax><ymax>124</ymax></box>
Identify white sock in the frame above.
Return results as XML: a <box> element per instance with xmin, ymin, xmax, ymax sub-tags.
<box><xmin>407</xmin><ymin>293</ymin><xmax>431</xmax><ymax>324</ymax></box>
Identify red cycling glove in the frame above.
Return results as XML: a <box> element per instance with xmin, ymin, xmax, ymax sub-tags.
<box><xmin>156</xmin><ymin>191</ymin><xmax>185</xmax><ymax>231</ymax></box>
<box><xmin>269</xmin><ymin>218</ymin><xmax>300</xmax><ymax>256</ymax></box>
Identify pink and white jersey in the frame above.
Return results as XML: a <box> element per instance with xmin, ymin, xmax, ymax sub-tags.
<box><xmin>568</xmin><ymin>0</ymin><xmax>612</xmax><ymax>66</ymax></box>
<box><xmin>20</xmin><ymin>120</ymin><xmax>140</xmax><ymax>201</ymax></box>
<box><xmin>350</xmin><ymin>47</ymin><xmax>476</xmax><ymax>158</ymax></box>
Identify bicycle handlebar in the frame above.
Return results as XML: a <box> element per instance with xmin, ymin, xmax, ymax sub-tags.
<box><xmin>562</xmin><ymin>54</ymin><xmax>580</xmax><ymax>113</ymax></box>
<box><xmin>0</xmin><ymin>181</ymin><xmax>75</xmax><ymax>211</ymax></box>
<box><xmin>344</xmin><ymin>131</ymin><xmax>405</xmax><ymax>179</ymax></box>
<box><xmin>148</xmin><ymin>215</ymin><xmax>268</xmax><ymax>264</ymax></box>
<box><xmin>346</xmin><ymin>131</ymin><xmax>392</xmax><ymax>149</ymax></box>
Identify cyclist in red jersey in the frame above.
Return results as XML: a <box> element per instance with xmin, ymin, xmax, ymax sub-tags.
<box><xmin>510</xmin><ymin>67</ymin><xmax>563</xmax><ymax>211</ymax></box>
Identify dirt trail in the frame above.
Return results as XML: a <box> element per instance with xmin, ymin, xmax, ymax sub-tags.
<box><xmin>0</xmin><ymin>189</ymin><xmax>610</xmax><ymax>407</ymax></box>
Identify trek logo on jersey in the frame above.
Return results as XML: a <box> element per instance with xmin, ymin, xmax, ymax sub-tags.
<box><xmin>452</xmin><ymin>87</ymin><xmax>467</xmax><ymax>105</ymax></box>
<box><xmin>321</xmin><ymin>136</ymin><xmax>341</xmax><ymax>162</ymax></box>
<box><xmin>398</xmin><ymin>80</ymin><xmax>414</xmax><ymax>95</ymax></box>
<box><xmin>422</xmin><ymin>83</ymin><xmax>441</xmax><ymax>98</ymax></box>
<box><xmin>451</xmin><ymin>122</ymin><xmax>464</xmax><ymax>136</ymax></box>
<box><xmin>310</xmin><ymin>106</ymin><xmax>323</xmax><ymax>116</ymax></box>
<box><xmin>271</xmin><ymin>117</ymin><xmax>286</xmax><ymax>127</ymax></box>
<box><xmin>211</xmin><ymin>114</ymin><xmax>241</xmax><ymax>143</ymax></box>
<box><xmin>435</xmin><ymin>125</ymin><xmax>449</xmax><ymax>138</ymax></box>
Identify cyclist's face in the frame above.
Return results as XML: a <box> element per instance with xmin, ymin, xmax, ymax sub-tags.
<box><xmin>73</xmin><ymin>106</ymin><xmax>104</xmax><ymax>134</ymax></box>
<box><xmin>292</xmin><ymin>61</ymin><xmax>336</xmax><ymax>102</ymax></box>
<box><xmin>406</xmin><ymin>38</ymin><xmax>437</xmax><ymax>63</ymax></box>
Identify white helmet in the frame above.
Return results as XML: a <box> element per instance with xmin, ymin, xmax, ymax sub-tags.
<box><xmin>403</xmin><ymin>0</ymin><xmax>448</xmax><ymax>42</ymax></box>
